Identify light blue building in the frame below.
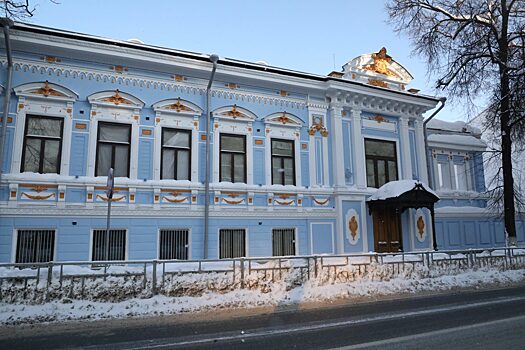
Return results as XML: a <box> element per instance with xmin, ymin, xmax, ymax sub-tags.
<box><xmin>0</xmin><ymin>23</ymin><xmax>523</xmax><ymax>263</ymax></box>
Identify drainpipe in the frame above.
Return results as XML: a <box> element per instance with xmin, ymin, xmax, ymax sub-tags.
<box><xmin>203</xmin><ymin>54</ymin><xmax>219</xmax><ymax>259</ymax></box>
<box><xmin>423</xmin><ymin>97</ymin><xmax>447</xmax><ymax>189</ymax></box>
<box><xmin>423</xmin><ymin>96</ymin><xmax>446</xmax><ymax>252</ymax></box>
<box><xmin>0</xmin><ymin>18</ymin><xmax>14</xmax><ymax>187</ymax></box>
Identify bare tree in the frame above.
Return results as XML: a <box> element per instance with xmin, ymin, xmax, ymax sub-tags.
<box><xmin>1</xmin><ymin>0</ymin><xmax>35</xmax><ymax>19</ymax></box>
<box><xmin>387</xmin><ymin>0</ymin><xmax>525</xmax><ymax>244</ymax></box>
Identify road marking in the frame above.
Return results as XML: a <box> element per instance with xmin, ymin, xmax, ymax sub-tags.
<box><xmin>123</xmin><ymin>295</ymin><xmax>525</xmax><ymax>349</ymax></box>
<box><xmin>332</xmin><ymin>314</ymin><xmax>525</xmax><ymax>349</ymax></box>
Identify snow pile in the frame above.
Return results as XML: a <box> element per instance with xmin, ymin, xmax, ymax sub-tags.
<box><xmin>427</xmin><ymin>134</ymin><xmax>487</xmax><ymax>149</ymax></box>
<box><xmin>1</xmin><ymin>252</ymin><xmax>525</xmax><ymax>325</ymax></box>
<box><xmin>427</xmin><ymin>119</ymin><xmax>481</xmax><ymax>135</ymax></box>
<box><xmin>1</xmin><ymin>266</ymin><xmax>524</xmax><ymax>325</ymax></box>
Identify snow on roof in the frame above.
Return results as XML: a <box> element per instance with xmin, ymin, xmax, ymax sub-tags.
<box><xmin>428</xmin><ymin>134</ymin><xmax>486</xmax><ymax>149</ymax></box>
<box><xmin>367</xmin><ymin>180</ymin><xmax>437</xmax><ymax>201</ymax></box>
<box><xmin>427</xmin><ymin>119</ymin><xmax>481</xmax><ymax>135</ymax></box>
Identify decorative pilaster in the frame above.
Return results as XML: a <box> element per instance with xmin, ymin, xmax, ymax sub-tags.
<box><xmin>399</xmin><ymin>116</ymin><xmax>413</xmax><ymax>180</ymax></box>
<box><xmin>351</xmin><ymin>108</ymin><xmax>366</xmax><ymax>189</ymax></box>
<box><xmin>330</xmin><ymin>104</ymin><xmax>345</xmax><ymax>188</ymax></box>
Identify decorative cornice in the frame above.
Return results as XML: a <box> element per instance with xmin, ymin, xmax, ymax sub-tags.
<box><xmin>7</xmin><ymin>58</ymin><xmax>307</xmax><ymax>109</ymax></box>
<box><xmin>0</xmin><ymin>206</ymin><xmax>338</xmax><ymax>218</ymax></box>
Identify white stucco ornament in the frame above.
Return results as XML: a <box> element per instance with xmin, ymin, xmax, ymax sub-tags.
<box><xmin>345</xmin><ymin>209</ymin><xmax>360</xmax><ymax>245</ymax></box>
<box><xmin>415</xmin><ymin>208</ymin><xmax>427</xmax><ymax>242</ymax></box>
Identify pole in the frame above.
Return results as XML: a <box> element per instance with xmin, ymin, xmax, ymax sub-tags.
<box><xmin>105</xmin><ymin>167</ymin><xmax>114</xmax><ymax>261</ymax></box>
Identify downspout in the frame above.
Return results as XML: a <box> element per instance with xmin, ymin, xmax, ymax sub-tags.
<box><xmin>423</xmin><ymin>96</ymin><xmax>446</xmax><ymax>251</ymax></box>
<box><xmin>0</xmin><ymin>18</ymin><xmax>14</xmax><ymax>187</ymax></box>
<box><xmin>203</xmin><ymin>54</ymin><xmax>219</xmax><ymax>259</ymax></box>
<box><xmin>423</xmin><ymin>97</ymin><xmax>447</xmax><ymax>189</ymax></box>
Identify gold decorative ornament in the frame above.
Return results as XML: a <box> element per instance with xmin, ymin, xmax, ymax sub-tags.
<box><xmin>22</xmin><ymin>192</ymin><xmax>55</xmax><ymax>200</ymax></box>
<box><xmin>226</xmin><ymin>105</ymin><xmax>242</xmax><ymax>119</ymax></box>
<box><xmin>368</xmin><ymin>79</ymin><xmax>389</xmax><ymax>88</ymax></box>
<box><xmin>277</xmin><ymin>112</ymin><xmax>289</xmax><ymax>124</ymax></box>
<box><xmin>363</xmin><ymin>47</ymin><xmax>398</xmax><ymax>77</ymax></box>
<box><xmin>103</xmin><ymin>90</ymin><xmax>131</xmax><ymax>105</ymax></box>
<box><xmin>417</xmin><ymin>216</ymin><xmax>425</xmax><ymax>238</ymax></box>
<box><xmin>370</xmin><ymin>115</ymin><xmax>386</xmax><ymax>123</ymax></box>
<box><xmin>34</xmin><ymin>81</ymin><xmax>64</xmax><ymax>97</ymax></box>
<box><xmin>313</xmin><ymin>198</ymin><xmax>329</xmax><ymax>205</ymax></box>
<box><xmin>274</xmin><ymin>199</ymin><xmax>294</xmax><ymax>205</ymax></box>
<box><xmin>163</xmin><ymin>196</ymin><xmax>188</xmax><ymax>203</ymax></box>
<box><xmin>96</xmin><ymin>194</ymin><xmax>125</xmax><ymax>202</ymax></box>
<box><xmin>349</xmin><ymin>216</ymin><xmax>358</xmax><ymax>240</ymax></box>
<box><xmin>222</xmin><ymin>198</ymin><xmax>244</xmax><ymax>205</ymax></box>
<box><xmin>165</xmin><ymin>99</ymin><xmax>192</xmax><ymax>112</ymax></box>
<box><xmin>308</xmin><ymin>115</ymin><xmax>328</xmax><ymax>137</ymax></box>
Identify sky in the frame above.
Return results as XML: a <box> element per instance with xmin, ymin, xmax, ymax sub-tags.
<box><xmin>12</xmin><ymin>0</ymin><xmax>478</xmax><ymax>121</ymax></box>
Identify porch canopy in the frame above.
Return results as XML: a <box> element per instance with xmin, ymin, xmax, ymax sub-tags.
<box><xmin>367</xmin><ymin>180</ymin><xmax>440</xmax><ymax>250</ymax></box>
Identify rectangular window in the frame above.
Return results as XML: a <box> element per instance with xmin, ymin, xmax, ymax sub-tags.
<box><xmin>96</xmin><ymin>122</ymin><xmax>131</xmax><ymax>177</ymax></box>
<box><xmin>161</xmin><ymin>128</ymin><xmax>191</xmax><ymax>180</ymax></box>
<box><xmin>272</xmin><ymin>228</ymin><xmax>296</xmax><ymax>256</ymax></box>
<box><xmin>21</xmin><ymin>115</ymin><xmax>64</xmax><ymax>174</ymax></box>
<box><xmin>159</xmin><ymin>229</ymin><xmax>189</xmax><ymax>260</ymax></box>
<box><xmin>219</xmin><ymin>229</ymin><xmax>246</xmax><ymax>259</ymax></box>
<box><xmin>454</xmin><ymin>163</ymin><xmax>468</xmax><ymax>191</ymax></box>
<box><xmin>271</xmin><ymin>139</ymin><xmax>295</xmax><ymax>185</ymax></box>
<box><xmin>15</xmin><ymin>229</ymin><xmax>55</xmax><ymax>263</ymax></box>
<box><xmin>220</xmin><ymin>134</ymin><xmax>246</xmax><ymax>183</ymax></box>
<box><xmin>437</xmin><ymin>162</ymin><xmax>452</xmax><ymax>189</ymax></box>
<box><xmin>92</xmin><ymin>229</ymin><xmax>126</xmax><ymax>261</ymax></box>
<box><xmin>365</xmin><ymin>139</ymin><xmax>398</xmax><ymax>188</ymax></box>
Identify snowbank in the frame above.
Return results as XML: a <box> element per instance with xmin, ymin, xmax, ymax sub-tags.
<box><xmin>1</xmin><ymin>267</ymin><xmax>523</xmax><ymax>325</ymax></box>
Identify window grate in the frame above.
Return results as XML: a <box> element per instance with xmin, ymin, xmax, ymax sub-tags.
<box><xmin>16</xmin><ymin>229</ymin><xmax>55</xmax><ymax>263</ymax></box>
<box><xmin>92</xmin><ymin>229</ymin><xmax>126</xmax><ymax>261</ymax></box>
<box><xmin>272</xmin><ymin>228</ymin><xmax>296</xmax><ymax>256</ymax></box>
<box><xmin>219</xmin><ymin>229</ymin><xmax>246</xmax><ymax>259</ymax></box>
<box><xmin>159</xmin><ymin>229</ymin><xmax>189</xmax><ymax>260</ymax></box>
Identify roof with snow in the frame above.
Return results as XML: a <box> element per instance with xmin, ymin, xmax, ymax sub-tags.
<box><xmin>427</xmin><ymin>119</ymin><xmax>481</xmax><ymax>136</ymax></box>
<box><xmin>367</xmin><ymin>180</ymin><xmax>440</xmax><ymax>213</ymax></box>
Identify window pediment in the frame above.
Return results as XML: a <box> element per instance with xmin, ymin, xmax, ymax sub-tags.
<box><xmin>88</xmin><ymin>90</ymin><xmax>144</xmax><ymax>109</ymax></box>
<box><xmin>264</xmin><ymin>112</ymin><xmax>303</xmax><ymax>127</ymax></box>
<box><xmin>152</xmin><ymin>98</ymin><xmax>203</xmax><ymax>116</ymax></box>
<box><xmin>213</xmin><ymin>105</ymin><xmax>256</xmax><ymax>122</ymax></box>
<box><xmin>14</xmin><ymin>81</ymin><xmax>78</xmax><ymax>102</ymax></box>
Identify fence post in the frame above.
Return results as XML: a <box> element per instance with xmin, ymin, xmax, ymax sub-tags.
<box><xmin>152</xmin><ymin>260</ymin><xmax>157</xmax><ymax>295</ymax></box>
<box><xmin>314</xmin><ymin>256</ymin><xmax>318</xmax><ymax>278</ymax></box>
<box><xmin>143</xmin><ymin>262</ymin><xmax>147</xmax><ymax>290</ymax></box>
<box><xmin>240</xmin><ymin>258</ymin><xmax>245</xmax><ymax>289</ymax></box>
<box><xmin>46</xmin><ymin>262</ymin><xmax>53</xmax><ymax>301</ymax></box>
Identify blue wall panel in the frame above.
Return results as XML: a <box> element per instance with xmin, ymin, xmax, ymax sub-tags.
<box><xmin>137</xmin><ymin>138</ymin><xmax>153</xmax><ymax>180</ymax></box>
<box><xmin>69</xmin><ymin>132</ymin><xmax>88</xmax><ymax>176</ymax></box>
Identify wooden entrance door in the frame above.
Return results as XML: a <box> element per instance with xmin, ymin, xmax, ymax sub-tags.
<box><xmin>372</xmin><ymin>208</ymin><xmax>402</xmax><ymax>253</ymax></box>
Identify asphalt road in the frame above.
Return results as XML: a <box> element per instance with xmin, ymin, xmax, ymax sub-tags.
<box><xmin>3</xmin><ymin>285</ymin><xmax>525</xmax><ymax>349</ymax></box>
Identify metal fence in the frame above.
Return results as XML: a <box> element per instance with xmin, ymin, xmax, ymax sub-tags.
<box><xmin>0</xmin><ymin>247</ymin><xmax>524</xmax><ymax>302</ymax></box>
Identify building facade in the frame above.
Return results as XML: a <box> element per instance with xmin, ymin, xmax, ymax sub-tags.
<box><xmin>0</xmin><ymin>23</ymin><xmax>523</xmax><ymax>263</ymax></box>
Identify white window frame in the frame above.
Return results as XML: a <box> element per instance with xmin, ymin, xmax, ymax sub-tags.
<box><xmin>217</xmin><ymin>228</ymin><xmax>249</xmax><ymax>259</ymax></box>
<box><xmin>12</xmin><ymin>82</ymin><xmax>77</xmax><ymax>176</ymax></box>
<box><xmin>86</xmin><ymin>91</ymin><xmax>144</xmax><ymax>179</ymax></box>
<box><xmin>89</xmin><ymin>228</ymin><xmax>129</xmax><ymax>262</ymax></box>
<box><xmin>152</xmin><ymin>99</ymin><xmax>202</xmax><ymax>182</ymax></box>
<box><xmin>362</xmin><ymin>136</ymin><xmax>402</xmax><ymax>189</ymax></box>
<box><xmin>212</xmin><ymin>106</ymin><xmax>256</xmax><ymax>185</ymax></box>
<box><xmin>263</xmin><ymin>112</ymin><xmax>303</xmax><ymax>187</ymax></box>
<box><xmin>157</xmin><ymin>227</ymin><xmax>192</xmax><ymax>260</ymax></box>
<box><xmin>12</xmin><ymin>228</ymin><xmax>57</xmax><ymax>263</ymax></box>
<box><xmin>272</xmin><ymin>227</ymin><xmax>298</xmax><ymax>256</ymax></box>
